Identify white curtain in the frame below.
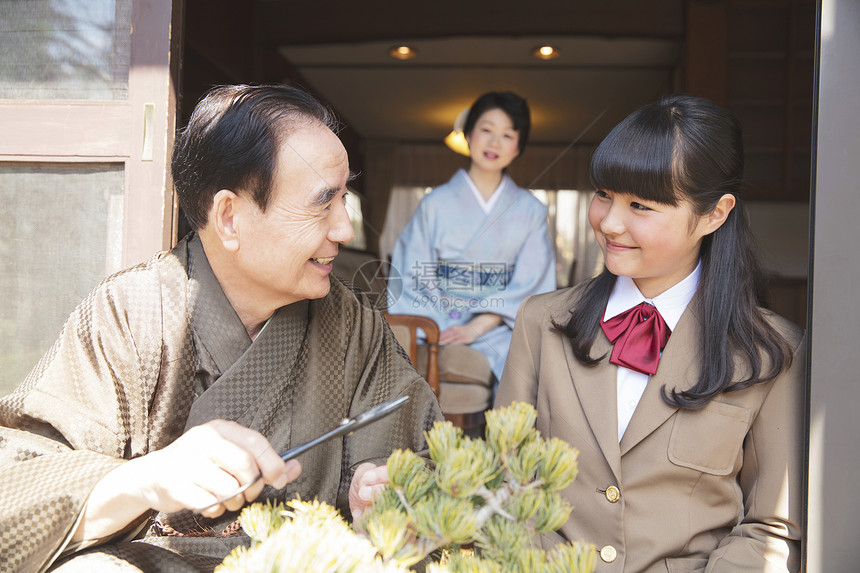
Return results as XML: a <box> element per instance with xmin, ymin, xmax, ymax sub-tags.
<box><xmin>378</xmin><ymin>185</ymin><xmax>430</xmax><ymax>272</ymax></box>
<box><xmin>530</xmin><ymin>189</ymin><xmax>601</xmax><ymax>287</ymax></box>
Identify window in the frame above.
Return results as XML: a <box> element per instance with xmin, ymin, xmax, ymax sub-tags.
<box><xmin>0</xmin><ymin>1</ymin><xmax>132</xmax><ymax>100</ymax></box>
<box><xmin>0</xmin><ymin>0</ymin><xmax>180</xmax><ymax>396</ymax></box>
<box><xmin>345</xmin><ymin>189</ymin><xmax>367</xmax><ymax>251</ymax></box>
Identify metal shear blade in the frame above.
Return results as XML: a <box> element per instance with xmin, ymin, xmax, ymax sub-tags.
<box><xmin>194</xmin><ymin>395</ymin><xmax>410</xmax><ymax>512</ymax></box>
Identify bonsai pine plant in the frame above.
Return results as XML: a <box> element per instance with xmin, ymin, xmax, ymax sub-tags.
<box><xmin>217</xmin><ymin>401</ymin><xmax>596</xmax><ymax>573</ymax></box>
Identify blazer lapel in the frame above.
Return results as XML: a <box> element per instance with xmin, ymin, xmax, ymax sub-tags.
<box><xmin>619</xmin><ymin>305</ymin><xmax>702</xmax><ymax>455</ymax></box>
<box><xmin>563</xmin><ymin>326</ymin><xmax>623</xmax><ymax>481</ymax></box>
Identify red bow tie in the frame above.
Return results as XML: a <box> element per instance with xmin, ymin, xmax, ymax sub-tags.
<box><xmin>601</xmin><ymin>302</ymin><xmax>671</xmax><ymax>376</ymax></box>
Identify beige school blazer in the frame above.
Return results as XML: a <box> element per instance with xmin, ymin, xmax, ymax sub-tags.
<box><xmin>495</xmin><ymin>286</ymin><xmax>805</xmax><ymax>573</ymax></box>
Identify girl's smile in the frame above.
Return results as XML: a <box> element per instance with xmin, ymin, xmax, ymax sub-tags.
<box><xmin>588</xmin><ymin>189</ymin><xmax>716</xmax><ymax>298</ymax></box>
<box><xmin>604</xmin><ymin>239</ymin><xmax>636</xmax><ymax>251</ymax></box>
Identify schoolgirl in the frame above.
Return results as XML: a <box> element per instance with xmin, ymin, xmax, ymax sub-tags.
<box><xmin>495</xmin><ymin>94</ymin><xmax>805</xmax><ymax>572</ymax></box>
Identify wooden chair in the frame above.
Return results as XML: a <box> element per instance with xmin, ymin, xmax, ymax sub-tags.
<box><xmin>384</xmin><ymin>313</ymin><xmax>439</xmax><ymax>397</ymax></box>
<box><xmin>384</xmin><ymin>313</ymin><xmax>494</xmax><ymax>436</ymax></box>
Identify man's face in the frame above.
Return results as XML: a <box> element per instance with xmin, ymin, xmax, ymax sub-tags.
<box><xmin>236</xmin><ymin>121</ymin><xmax>354</xmax><ymax>309</ymax></box>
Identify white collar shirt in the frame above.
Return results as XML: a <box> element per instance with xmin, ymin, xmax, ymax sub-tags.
<box><xmin>605</xmin><ymin>263</ymin><xmax>701</xmax><ymax>440</ymax></box>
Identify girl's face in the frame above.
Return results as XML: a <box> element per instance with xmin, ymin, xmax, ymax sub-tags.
<box><xmin>466</xmin><ymin>108</ymin><xmax>520</xmax><ymax>173</ymax></box>
<box><xmin>588</xmin><ymin>189</ymin><xmax>717</xmax><ymax>298</ymax></box>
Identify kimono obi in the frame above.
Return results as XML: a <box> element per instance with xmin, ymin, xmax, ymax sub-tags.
<box><xmin>436</xmin><ymin>261</ymin><xmax>514</xmax><ymax>291</ymax></box>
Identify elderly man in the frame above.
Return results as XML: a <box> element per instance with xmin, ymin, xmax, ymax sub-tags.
<box><xmin>0</xmin><ymin>85</ymin><xmax>442</xmax><ymax>572</ymax></box>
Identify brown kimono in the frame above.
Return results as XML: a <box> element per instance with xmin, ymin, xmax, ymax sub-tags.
<box><xmin>0</xmin><ymin>234</ymin><xmax>442</xmax><ymax>573</ymax></box>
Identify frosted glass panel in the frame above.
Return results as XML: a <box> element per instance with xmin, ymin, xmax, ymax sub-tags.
<box><xmin>0</xmin><ymin>163</ymin><xmax>124</xmax><ymax>396</ymax></box>
<box><xmin>0</xmin><ymin>0</ymin><xmax>132</xmax><ymax>99</ymax></box>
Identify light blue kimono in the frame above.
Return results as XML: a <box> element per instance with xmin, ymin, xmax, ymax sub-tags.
<box><xmin>388</xmin><ymin>169</ymin><xmax>556</xmax><ymax>379</ymax></box>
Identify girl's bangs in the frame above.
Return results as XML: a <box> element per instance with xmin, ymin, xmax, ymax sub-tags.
<box><xmin>589</xmin><ymin>118</ymin><xmax>680</xmax><ymax>206</ymax></box>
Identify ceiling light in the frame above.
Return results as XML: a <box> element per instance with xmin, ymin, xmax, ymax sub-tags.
<box><xmin>389</xmin><ymin>45</ymin><xmax>417</xmax><ymax>60</ymax></box>
<box><xmin>444</xmin><ymin>107</ymin><xmax>471</xmax><ymax>157</ymax></box>
<box><xmin>532</xmin><ymin>45</ymin><xmax>560</xmax><ymax>60</ymax></box>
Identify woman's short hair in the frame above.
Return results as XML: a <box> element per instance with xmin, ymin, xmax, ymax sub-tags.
<box><xmin>463</xmin><ymin>91</ymin><xmax>531</xmax><ymax>154</ymax></box>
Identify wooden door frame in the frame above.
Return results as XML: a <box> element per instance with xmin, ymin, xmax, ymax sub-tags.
<box><xmin>124</xmin><ymin>0</ymin><xmax>184</xmax><ymax>264</ymax></box>
<box><xmin>0</xmin><ymin>0</ymin><xmax>183</xmax><ymax>266</ymax></box>
<box><xmin>805</xmin><ymin>0</ymin><xmax>860</xmax><ymax>570</ymax></box>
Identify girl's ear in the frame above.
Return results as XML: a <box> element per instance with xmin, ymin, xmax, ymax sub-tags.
<box><xmin>209</xmin><ymin>189</ymin><xmax>241</xmax><ymax>252</ymax></box>
<box><xmin>703</xmin><ymin>193</ymin><xmax>736</xmax><ymax>234</ymax></box>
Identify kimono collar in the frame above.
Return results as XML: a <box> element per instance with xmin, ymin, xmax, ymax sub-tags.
<box><xmin>604</xmin><ymin>262</ymin><xmax>701</xmax><ymax>332</ymax></box>
<box><xmin>459</xmin><ymin>168</ymin><xmax>509</xmax><ymax>214</ymax></box>
<box><xmin>187</xmin><ymin>234</ymin><xmax>253</xmax><ymax>372</ymax></box>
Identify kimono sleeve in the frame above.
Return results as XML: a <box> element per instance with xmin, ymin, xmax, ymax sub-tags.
<box><xmin>0</xmin><ymin>263</ymin><xmax>170</xmax><ymax>572</ymax></box>
<box><xmin>334</xmin><ymin>287</ymin><xmax>443</xmax><ymax>513</ymax></box>
<box><xmin>491</xmin><ymin>200</ymin><xmax>556</xmax><ymax>327</ymax></box>
<box><xmin>388</xmin><ymin>196</ymin><xmax>441</xmax><ymax>320</ymax></box>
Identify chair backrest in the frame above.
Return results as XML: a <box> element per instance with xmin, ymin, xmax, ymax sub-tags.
<box><xmin>383</xmin><ymin>313</ymin><xmax>440</xmax><ymax>397</ymax></box>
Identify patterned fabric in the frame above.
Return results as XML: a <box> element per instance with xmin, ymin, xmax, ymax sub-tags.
<box><xmin>0</xmin><ymin>234</ymin><xmax>442</xmax><ymax>572</ymax></box>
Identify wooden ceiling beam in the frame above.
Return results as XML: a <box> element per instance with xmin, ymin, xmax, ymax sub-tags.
<box><xmin>256</xmin><ymin>0</ymin><xmax>684</xmax><ymax>46</ymax></box>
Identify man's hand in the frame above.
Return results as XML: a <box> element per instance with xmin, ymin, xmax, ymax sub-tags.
<box><xmin>348</xmin><ymin>462</ymin><xmax>389</xmax><ymax>525</ymax></box>
<box><xmin>73</xmin><ymin>419</ymin><xmax>301</xmax><ymax>543</ymax></box>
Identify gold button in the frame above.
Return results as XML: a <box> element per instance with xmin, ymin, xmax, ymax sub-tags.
<box><xmin>605</xmin><ymin>485</ymin><xmax>621</xmax><ymax>503</ymax></box>
<box><xmin>600</xmin><ymin>545</ymin><xmax>618</xmax><ymax>563</ymax></box>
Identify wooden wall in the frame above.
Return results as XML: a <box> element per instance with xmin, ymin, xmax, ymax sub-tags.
<box><xmin>686</xmin><ymin>0</ymin><xmax>816</xmax><ymax>203</ymax></box>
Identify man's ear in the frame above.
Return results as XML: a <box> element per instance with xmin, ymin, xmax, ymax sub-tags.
<box><xmin>209</xmin><ymin>189</ymin><xmax>241</xmax><ymax>252</ymax></box>
<box><xmin>703</xmin><ymin>193</ymin><xmax>737</xmax><ymax>235</ymax></box>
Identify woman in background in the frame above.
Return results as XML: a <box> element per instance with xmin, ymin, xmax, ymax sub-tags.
<box><xmin>389</xmin><ymin>91</ymin><xmax>556</xmax><ymax>382</ymax></box>
<box><xmin>496</xmin><ymin>94</ymin><xmax>804</xmax><ymax>572</ymax></box>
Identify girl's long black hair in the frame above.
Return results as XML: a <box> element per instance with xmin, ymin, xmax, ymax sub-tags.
<box><xmin>556</xmin><ymin>94</ymin><xmax>793</xmax><ymax>409</ymax></box>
